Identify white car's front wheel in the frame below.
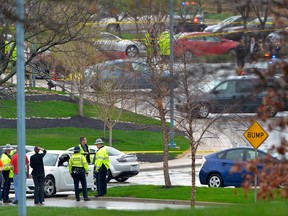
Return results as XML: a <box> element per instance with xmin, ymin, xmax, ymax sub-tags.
<box><xmin>44</xmin><ymin>176</ymin><xmax>56</xmax><ymax>197</ymax></box>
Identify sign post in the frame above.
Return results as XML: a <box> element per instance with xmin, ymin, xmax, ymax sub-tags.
<box><xmin>243</xmin><ymin>121</ymin><xmax>269</xmax><ymax>204</ymax></box>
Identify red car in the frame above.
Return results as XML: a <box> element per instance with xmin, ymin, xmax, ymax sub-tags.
<box><xmin>173</xmin><ymin>32</ymin><xmax>239</xmax><ymax>59</ymax></box>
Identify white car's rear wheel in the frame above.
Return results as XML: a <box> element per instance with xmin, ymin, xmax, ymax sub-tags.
<box><xmin>115</xmin><ymin>177</ymin><xmax>129</xmax><ymax>182</ymax></box>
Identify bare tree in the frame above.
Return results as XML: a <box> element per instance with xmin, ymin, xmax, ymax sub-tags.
<box><xmin>89</xmin><ymin>81</ymin><xmax>125</xmax><ymax>146</ymax></box>
<box><xmin>227</xmin><ymin>0</ymin><xmax>252</xmax><ymax>41</ymax></box>
<box><xmin>51</xmin><ymin>41</ymin><xmax>97</xmax><ymax>117</ymax></box>
<box><xmin>0</xmin><ymin>0</ymin><xmax>100</xmax><ymax>85</ymax></box>
<box><xmin>231</xmin><ymin>0</ymin><xmax>288</xmax><ymax>200</ymax></box>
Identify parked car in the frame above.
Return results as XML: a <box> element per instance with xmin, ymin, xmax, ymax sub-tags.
<box><xmin>222</xmin><ymin>17</ymin><xmax>288</xmax><ymax>41</ymax></box>
<box><xmin>94</xmin><ymin>32</ymin><xmax>145</xmax><ymax>57</ymax></box>
<box><xmin>25</xmin><ymin>150</ymin><xmax>95</xmax><ymax>197</ymax></box>
<box><xmin>0</xmin><ymin>145</ymin><xmax>35</xmax><ymax>156</ymax></box>
<box><xmin>173</xmin><ymin>32</ymin><xmax>239</xmax><ymax>59</ymax></box>
<box><xmin>175</xmin><ymin>75</ymin><xmax>288</xmax><ymax>118</ymax></box>
<box><xmin>264</xmin><ymin>28</ymin><xmax>288</xmax><ymax>58</ymax></box>
<box><xmin>98</xmin><ymin>13</ymin><xmax>206</xmax><ymax>34</ymax></box>
<box><xmin>85</xmin><ymin>59</ymin><xmax>170</xmax><ymax>90</ymax></box>
<box><xmin>28</xmin><ymin>49</ymin><xmax>127</xmax><ymax>81</ymax></box>
<box><xmin>204</xmin><ymin>15</ymin><xmax>254</xmax><ymax>33</ymax></box>
<box><xmin>67</xmin><ymin>145</ymin><xmax>140</xmax><ymax>183</ymax></box>
<box><xmin>241</xmin><ymin>58</ymin><xmax>288</xmax><ymax>76</ymax></box>
<box><xmin>199</xmin><ymin>147</ymin><xmax>273</xmax><ymax>187</ymax></box>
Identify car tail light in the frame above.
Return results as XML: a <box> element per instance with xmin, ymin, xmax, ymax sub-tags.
<box><xmin>264</xmin><ymin>52</ymin><xmax>271</xmax><ymax>58</ymax></box>
<box><xmin>117</xmin><ymin>157</ymin><xmax>128</xmax><ymax>162</ymax></box>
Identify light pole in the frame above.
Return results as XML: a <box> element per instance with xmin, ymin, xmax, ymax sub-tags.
<box><xmin>16</xmin><ymin>0</ymin><xmax>27</xmax><ymax>215</ymax></box>
<box><xmin>168</xmin><ymin>0</ymin><xmax>177</xmax><ymax>149</ymax></box>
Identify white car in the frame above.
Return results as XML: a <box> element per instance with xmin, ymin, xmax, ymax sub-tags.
<box><xmin>26</xmin><ymin>150</ymin><xmax>95</xmax><ymax>198</ymax></box>
<box><xmin>94</xmin><ymin>32</ymin><xmax>145</xmax><ymax>57</ymax></box>
<box><xmin>67</xmin><ymin>145</ymin><xmax>140</xmax><ymax>183</ymax></box>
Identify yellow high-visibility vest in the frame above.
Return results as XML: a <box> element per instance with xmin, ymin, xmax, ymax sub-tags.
<box><xmin>1</xmin><ymin>153</ymin><xmax>14</xmax><ymax>178</ymax></box>
<box><xmin>94</xmin><ymin>146</ymin><xmax>110</xmax><ymax>172</ymax></box>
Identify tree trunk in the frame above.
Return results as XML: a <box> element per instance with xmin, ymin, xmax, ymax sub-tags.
<box><xmin>156</xmin><ymin>97</ymin><xmax>171</xmax><ymax>187</ymax></box>
<box><xmin>78</xmin><ymin>92</ymin><xmax>84</xmax><ymax>117</ymax></box>
<box><xmin>109</xmin><ymin>124</ymin><xmax>113</xmax><ymax>147</ymax></box>
<box><xmin>216</xmin><ymin>0</ymin><xmax>222</xmax><ymax>14</ymax></box>
<box><xmin>190</xmin><ymin>143</ymin><xmax>196</xmax><ymax>207</ymax></box>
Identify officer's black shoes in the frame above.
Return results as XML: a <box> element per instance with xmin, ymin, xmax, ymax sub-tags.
<box><xmin>76</xmin><ymin>198</ymin><xmax>80</xmax><ymax>201</ymax></box>
<box><xmin>84</xmin><ymin>198</ymin><xmax>91</xmax><ymax>201</ymax></box>
<box><xmin>94</xmin><ymin>194</ymin><xmax>104</xmax><ymax>198</ymax></box>
<box><xmin>3</xmin><ymin>199</ymin><xmax>13</xmax><ymax>203</ymax></box>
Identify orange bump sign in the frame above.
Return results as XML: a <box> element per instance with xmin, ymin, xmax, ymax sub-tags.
<box><xmin>243</xmin><ymin>121</ymin><xmax>269</xmax><ymax>149</ymax></box>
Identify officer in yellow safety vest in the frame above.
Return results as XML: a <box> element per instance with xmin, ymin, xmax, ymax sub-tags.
<box><xmin>159</xmin><ymin>30</ymin><xmax>170</xmax><ymax>58</ymax></box>
<box><xmin>93</xmin><ymin>138</ymin><xmax>110</xmax><ymax>197</ymax></box>
<box><xmin>4</xmin><ymin>40</ymin><xmax>17</xmax><ymax>64</ymax></box>
<box><xmin>68</xmin><ymin>146</ymin><xmax>90</xmax><ymax>201</ymax></box>
<box><xmin>0</xmin><ymin>144</ymin><xmax>14</xmax><ymax>203</ymax></box>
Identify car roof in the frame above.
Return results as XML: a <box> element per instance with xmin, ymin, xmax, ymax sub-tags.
<box><xmin>90</xmin><ymin>59</ymin><xmax>147</xmax><ymax>68</ymax></box>
<box><xmin>207</xmin><ymin>147</ymin><xmax>267</xmax><ymax>156</ymax></box>
<box><xmin>27</xmin><ymin>150</ymin><xmax>72</xmax><ymax>156</ymax></box>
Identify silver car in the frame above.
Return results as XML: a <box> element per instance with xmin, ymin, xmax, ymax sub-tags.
<box><xmin>94</xmin><ymin>32</ymin><xmax>145</xmax><ymax>57</ymax></box>
<box><xmin>67</xmin><ymin>145</ymin><xmax>140</xmax><ymax>183</ymax></box>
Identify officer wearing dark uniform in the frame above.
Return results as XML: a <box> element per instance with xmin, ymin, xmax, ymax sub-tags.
<box><xmin>78</xmin><ymin>137</ymin><xmax>91</xmax><ymax>164</ymax></box>
<box><xmin>94</xmin><ymin>139</ymin><xmax>110</xmax><ymax>197</ymax></box>
<box><xmin>68</xmin><ymin>146</ymin><xmax>90</xmax><ymax>201</ymax></box>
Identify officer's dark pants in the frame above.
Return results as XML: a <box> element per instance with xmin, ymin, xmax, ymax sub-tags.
<box><xmin>33</xmin><ymin>174</ymin><xmax>45</xmax><ymax>204</ymax></box>
<box><xmin>2</xmin><ymin>171</ymin><xmax>12</xmax><ymax>201</ymax></box>
<box><xmin>72</xmin><ymin>170</ymin><xmax>88</xmax><ymax>201</ymax></box>
<box><xmin>95</xmin><ymin>165</ymin><xmax>107</xmax><ymax>196</ymax></box>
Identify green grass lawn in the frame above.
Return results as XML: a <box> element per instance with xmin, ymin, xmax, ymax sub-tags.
<box><xmin>102</xmin><ymin>185</ymin><xmax>288</xmax><ymax>204</ymax></box>
<box><xmin>0</xmin><ymin>99</ymin><xmax>161</xmax><ymax>126</ymax></box>
<box><xmin>0</xmin><ymin>127</ymin><xmax>189</xmax><ymax>153</ymax></box>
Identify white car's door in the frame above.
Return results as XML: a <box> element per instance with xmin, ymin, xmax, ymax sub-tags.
<box><xmin>57</xmin><ymin>153</ymin><xmax>74</xmax><ymax>191</ymax></box>
<box><xmin>86</xmin><ymin>164</ymin><xmax>95</xmax><ymax>189</ymax></box>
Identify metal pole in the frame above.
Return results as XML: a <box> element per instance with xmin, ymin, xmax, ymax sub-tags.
<box><xmin>16</xmin><ymin>0</ymin><xmax>27</xmax><ymax>215</ymax></box>
<box><xmin>169</xmin><ymin>0</ymin><xmax>176</xmax><ymax>149</ymax></box>
<box><xmin>254</xmin><ymin>149</ymin><xmax>258</xmax><ymax>204</ymax></box>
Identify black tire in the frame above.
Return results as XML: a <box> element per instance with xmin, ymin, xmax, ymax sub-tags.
<box><xmin>267</xmin><ymin>106</ymin><xmax>277</xmax><ymax>117</ymax></box>
<box><xmin>208</xmin><ymin>174</ymin><xmax>223</xmax><ymax>187</ymax></box>
<box><xmin>197</xmin><ymin>104</ymin><xmax>210</xmax><ymax>118</ymax></box>
<box><xmin>106</xmin><ymin>170</ymin><xmax>113</xmax><ymax>183</ymax></box>
<box><xmin>106</xmin><ymin>24</ymin><xmax>120</xmax><ymax>33</ymax></box>
<box><xmin>44</xmin><ymin>176</ymin><xmax>56</xmax><ymax>198</ymax></box>
<box><xmin>115</xmin><ymin>177</ymin><xmax>129</xmax><ymax>182</ymax></box>
<box><xmin>126</xmin><ymin>45</ymin><xmax>139</xmax><ymax>57</ymax></box>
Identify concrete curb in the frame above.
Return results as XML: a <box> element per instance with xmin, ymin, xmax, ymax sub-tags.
<box><xmin>66</xmin><ymin>195</ymin><xmax>235</xmax><ymax>207</ymax></box>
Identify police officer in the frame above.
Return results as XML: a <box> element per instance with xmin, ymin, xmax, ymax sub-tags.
<box><xmin>0</xmin><ymin>144</ymin><xmax>14</xmax><ymax>203</ymax></box>
<box><xmin>94</xmin><ymin>139</ymin><xmax>110</xmax><ymax>197</ymax></box>
<box><xmin>68</xmin><ymin>146</ymin><xmax>90</xmax><ymax>201</ymax></box>
<box><xmin>78</xmin><ymin>137</ymin><xmax>91</xmax><ymax>164</ymax></box>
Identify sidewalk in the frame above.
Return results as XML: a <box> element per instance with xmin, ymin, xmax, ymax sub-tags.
<box><xmin>140</xmin><ymin>153</ymin><xmax>203</xmax><ymax>172</ymax></box>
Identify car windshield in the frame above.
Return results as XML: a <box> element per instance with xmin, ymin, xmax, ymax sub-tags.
<box><xmin>200</xmin><ymin>79</ymin><xmax>222</xmax><ymax>93</ymax></box>
<box><xmin>219</xmin><ymin>16</ymin><xmax>238</xmax><ymax>25</ymax></box>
